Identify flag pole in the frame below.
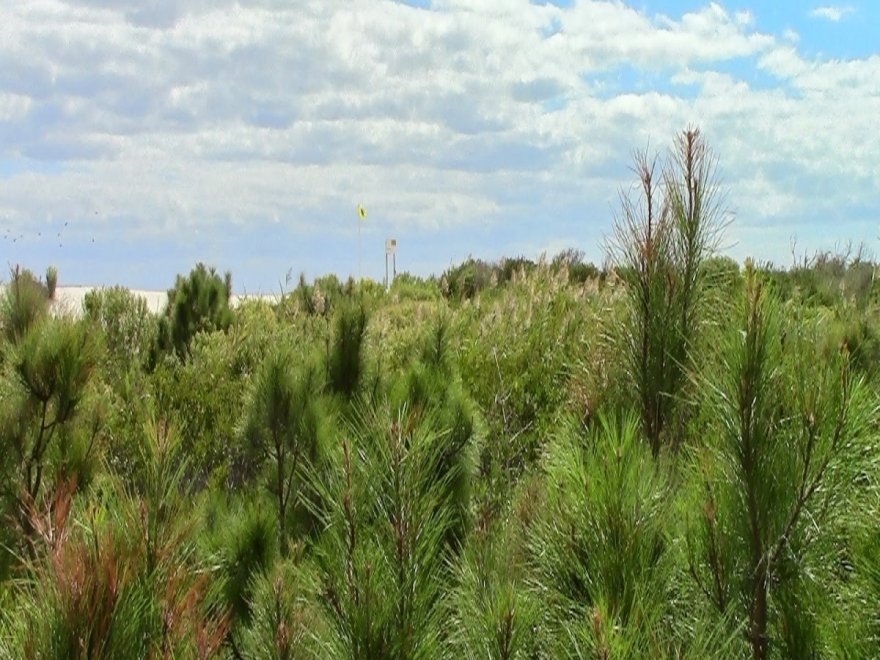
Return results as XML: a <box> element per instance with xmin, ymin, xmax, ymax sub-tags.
<box><xmin>356</xmin><ymin>204</ymin><xmax>366</xmax><ymax>281</ymax></box>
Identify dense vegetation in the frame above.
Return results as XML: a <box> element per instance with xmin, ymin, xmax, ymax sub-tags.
<box><xmin>1</xmin><ymin>130</ymin><xmax>878</xmax><ymax>658</ymax></box>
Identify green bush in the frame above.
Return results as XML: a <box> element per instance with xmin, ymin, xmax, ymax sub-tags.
<box><xmin>327</xmin><ymin>301</ymin><xmax>368</xmax><ymax>400</ymax></box>
<box><xmin>44</xmin><ymin>266</ymin><xmax>58</xmax><ymax>301</ymax></box>
<box><xmin>530</xmin><ymin>412</ymin><xmax>676</xmax><ymax>656</ymax></box>
<box><xmin>202</xmin><ymin>495</ymin><xmax>278</xmax><ymax>628</ymax></box>
<box><xmin>456</xmin><ymin>265</ymin><xmax>593</xmax><ymax>508</ymax></box>
<box><xmin>240</xmin><ymin>348</ymin><xmax>327</xmax><ymax>552</ymax></box>
<box><xmin>0</xmin><ymin>317</ymin><xmax>99</xmax><ymax>551</ymax></box>
<box><xmin>608</xmin><ymin>128</ymin><xmax>725</xmax><ymax>455</ymax></box>
<box><xmin>305</xmin><ymin>401</ymin><xmax>458</xmax><ymax>657</ymax></box>
<box><xmin>1</xmin><ymin>266</ymin><xmax>51</xmax><ymax>344</ymax></box>
<box><xmin>155</xmin><ymin>262</ymin><xmax>233</xmax><ymax>361</ymax></box>
<box><xmin>390</xmin><ymin>314</ymin><xmax>477</xmax><ymax>546</ymax></box>
<box><xmin>446</xmin><ymin>515</ymin><xmax>540</xmax><ymax>659</ymax></box>
<box><xmin>684</xmin><ymin>267</ymin><xmax>876</xmax><ymax>657</ymax></box>
<box><xmin>0</xmin><ymin>419</ymin><xmax>229</xmax><ymax>659</ymax></box>
<box><xmin>551</xmin><ymin>248</ymin><xmax>602</xmax><ymax>285</ymax></box>
<box><xmin>84</xmin><ymin>286</ymin><xmax>157</xmax><ymax>374</ymax></box>
<box><xmin>442</xmin><ymin>257</ymin><xmax>495</xmax><ymax>301</ymax></box>
<box><xmin>390</xmin><ymin>272</ymin><xmax>442</xmax><ymax>302</ymax></box>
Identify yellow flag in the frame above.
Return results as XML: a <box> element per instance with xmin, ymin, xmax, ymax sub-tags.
<box><xmin>357</xmin><ymin>204</ymin><xmax>367</xmax><ymax>221</ymax></box>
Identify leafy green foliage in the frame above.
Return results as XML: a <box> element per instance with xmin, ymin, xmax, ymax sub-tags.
<box><xmin>202</xmin><ymin>494</ymin><xmax>278</xmax><ymax>631</ymax></box>
<box><xmin>442</xmin><ymin>257</ymin><xmax>495</xmax><ymax>301</ymax></box>
<box><xmin>0</xmin><ymin>317</ymin><xmax>99</xmax><ymax>552</ymax></box>
<box><xmin>839</xmin><ymin>484</ymin><xmax>880</xmax><ymax>655</ymax></box>
<box><xmin>1</xmin><ymin>266</ymin><xmax>51</xmax><ymax>344</ymax></box>
<box><xmin>550</xmin><ymin>248</ymin><xmax>602</xmax><ymax>285</ymax></box>
<box><xmin>240</xmin><ymin>348</ymin><xmax>327</xmax><ymax>552</ymax></box>
<box><xmin>327</xmin><ymin>301</ymin><xmax>368</xmax><ymax>400</ymax></box>
<box><xmin>685</xmin><ymin>266</ymin><xmax>876</xmax><ymax>658</ymax></box>
<box><xmin>608</xmin><ymin>128</ymin><xmax>724</xmax><ymax>455</ymax></box>
<box><xmin>1</xmin><ymin>129</ymin><xmax>879</xmax><ymax>660</ymax></box>
<box><xmin>82</xmin><ymin>287</ymin><xmax>159</xmax><ymax>483</ymax></box>
<box><xmin>155</xmin><ymin>262</ymin><xmax>233</xmax><ymax>360</ymax></box>
<box><xmin>763</xmin><ymin>247</ymin><xmax>878</xmax><ymax>309</ymax></box>
<box><xmin>391</xmin><ymin>314</ymin><xmax>476</xmax><ymax>546</ymax></box>
<box><xmin>389</xmin><ymin>272</ymin><xmax>442</xmax><ymax>302</ymax></box>
<box><xmin>305</xmin><ymin>402</ymin><xmax>457</xmax><ymax>657</ymax></box>
<box><xmin>0</xmin><ymin>420</ymin><xmax>229</xmax><ymax>659</ymax></box>
<box><xmin>44</xmin><ymin>266</ymin><xmax>58</xmax><ymax>301</ymax></box>
<box><xmin>293</xmin><ymin>272</ymin><xmax>336</xmax><ymax>317</ymax></box>
<box><xmin>456</xmin><ymin>264</ymin><xmax>593</xmax><ymax>509</ymax></box>
<box><xmin>446</xmin><ymin>515</ymin><xmax>540</xmax><ymax>659</ymax></box>
<box><xmin>531</xmin><ymin>412</ymin><xmax>675</xmax><ymax>655</ymax></box>
<box><xmin>236</xmin><ymin>560</ymin><xmax>321</xmax><ymax>658</ymax></box>
<box><xmin>84</xmin><ymin>286</ymin><xmax>156</xmax><ymax>373</ymax></box>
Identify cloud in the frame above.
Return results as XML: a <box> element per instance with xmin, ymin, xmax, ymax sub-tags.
<box><xmin>809</xmin><ymin>5</ymin><xmax>855</xmax><ymax>22</ymax></box>
<box><xmin>0</xmin><ymin>93</ymin><xmax>32</xmax><ymax>121</ymax></box>
<box><xmin>0</xmin><ymin>0</ymin><xmax>876</xmax><ymax>287</ymax></box>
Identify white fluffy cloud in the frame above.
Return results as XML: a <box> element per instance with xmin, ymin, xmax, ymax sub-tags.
<box><xmin>0</xmin><ymin>0</ymin><xmax>877</xmax><ymax>284</ymax></box>
<box><xmin>810</xmin><ymin>5</ymin><xmax>855</xmax><ymax>22</ymax></box>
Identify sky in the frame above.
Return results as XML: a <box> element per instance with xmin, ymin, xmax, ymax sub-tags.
<box><xmin>0</xmin><ymin>0</ymin><xmax>878</xmax><ymax>292</ymax></box>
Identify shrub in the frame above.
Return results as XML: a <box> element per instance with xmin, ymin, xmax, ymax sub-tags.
<box><xmin>1</xmin><ymin>266</ymin><xmax>51</xmax><ymax>344</ymax></box>
<box><xmin>551</xmin><ymin>248</ymin><xmax>602</xmax><ymax>285</ymax></box>
<box><xmin>149</xmin><ymin>328</ymin><xmax>252</xmax><ymax>490</ymax></box>
<box><xmin>685</xmin><ymin>267</ymin><xmax>876</xmax><ymax>658</ymax></box>
<box><xmin>0</xmin><ymin>318</ymin><xmax>98</xmax><ymax>543</ymax></box>
<box><xmin>327</xmin><ymin>302</ymin><xmax>368</xmax><ymax>400</ymax></box>
<box><xmin>203</xmin><ymin>496</ymin><xmax>278</xmax><ymax>629</ymax></box>
<box><xmin>0</xmin><ymin>419</ymin><xmax>230</xmax><ymax>659</ymax></box>
<box><xmin>390</xmin><ymin>272</ymin><xmax>442</xmax><ymax>302</ymax></box>
<box><xmin>239</xmin><ymin>348</ymin><xmax>327</xmax><ymax>552</ymax></box>
<box><xmin>456</xmin><ymin>265</ymin><xmax>593</xmax><ymax>507</ymax></box>
<box><xmin>607</xmin><ymin>127</ymin><xmax>725</xmax><ymax>456</ymax></box>
<box><xmin>44</xmin><ymin>266</ymin><xmax>58</xmax><ymax>301</ymax></box>
<box><xmin>442</xmin><ymin>257</ymin><xmax>494</xmax><ymax>301</ymax></box>
<box><xmin>446</xmin><ymin>514</ymin><xmax>540</xmax><ymax>658</ymax></box>
<box><xmin>391</xmin><ymin>314</ymin><xmax>477</xmax><ymax>546</ymax></box>
<box><xmin>305</xmin><ymin>402</ymin><xmax>457</xmax><ymax>657</ymax></box>
<box><xmin>530</xmin><ymin>412</ymin><xmax>675</xmax><ymax>655</ymax></box>
<box><xmin>236</xmin><ymin>561</ymin><xmax>321</xmax><ymax>658</ymax></box>
<box><xmin>155</xmin><ymin>263</ymin><xmax>233</xmax><ymax>361</ymax></box>
<box><xmin>83</xmin><ymin>286</ymin><xmax>157</xmax><ymax>374</ymax></box>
